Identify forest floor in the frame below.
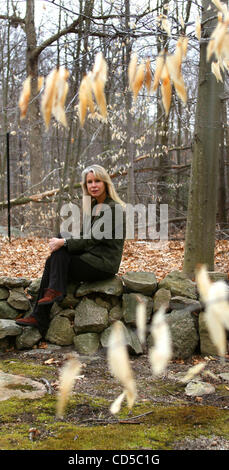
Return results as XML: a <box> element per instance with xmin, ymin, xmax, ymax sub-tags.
<box><xmin>0</xmin><ymin>236</ymin><xmax>229</xmax><ymax>452</ymax></box>
<box><xmin>1</xmin><ymin>236</ymin><xmax>229</xmax><ymax>280</ymax></box>
<box><xmin>0</xmin><ymin>346</ymin><xmax>229</xmax><ymax>452</ymax></box>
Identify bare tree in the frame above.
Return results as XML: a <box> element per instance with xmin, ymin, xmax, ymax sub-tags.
<box><xmin>183</xmin><ymin>0</ymin><xmax>225</xmax><ymax>275</ymax></box>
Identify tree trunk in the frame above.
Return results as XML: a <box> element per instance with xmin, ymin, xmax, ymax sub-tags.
<box><xmin>124</xmin><ymin>0</ymin><xmax>135</xmax><ymax>205</ymax></box>
<box><xmin>183</xmin><ymin>0</ymin><xmax>224</xmax><ymax>276</ymax></box>
<box><xmin>24</xmin><ymin>0</ymin><xmax>43</xmax><ymax>188</ymax></box>
<box><xmin>217</xmin><ymin>101</ymin><xmax>227</xmax><ymax>229</ymax></box>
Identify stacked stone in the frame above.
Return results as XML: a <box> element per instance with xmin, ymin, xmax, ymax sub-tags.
<box><xmin>0</xmin><ymin>271</ymin><xmax>227</xmax><ymax>357</ymax></box>
<box><xmin>0</xmin><ymin>277</ymin><xmax>41</xmax><ymax>351</ymax></box>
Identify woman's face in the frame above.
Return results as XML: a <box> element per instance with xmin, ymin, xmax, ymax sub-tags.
<box><xmin>86</xmin><ymin>172</ymin><xmax>107</xmax><ymax>203</ymax></box>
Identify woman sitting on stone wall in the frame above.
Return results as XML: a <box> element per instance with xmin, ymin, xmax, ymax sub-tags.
<box><xmin>16</xmin><ymin>164</ymin><xmax>126</xmax><ymax>336</ymax></box>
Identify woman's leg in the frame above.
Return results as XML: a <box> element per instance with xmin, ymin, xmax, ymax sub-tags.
<box><xmin>32</xmin><ymin>248</ymin><xmax>72</xmax><ymax>333</ymax></box>
<box><xmin>36</xmin><ymin>255</ymin><xmax>51</xmax><ymax>301</ymax></box>
<box><xmin>17</xmin><ymin>252</ymin><xmax>113</xmax><ymax>336</ymax></box>
<box><xmin>46</xmin><ymin>247</ymin><xmax>71</xmax><ymax>294</ymax></box>
<box><xmin>16</xmin><ymin>255</ymin><xmax>52</xmax><ymax>331</ymax></box>
<box><xmin>16</xmin><ymin>249</ymin><xmax>71</xmax><ymax>335</ymax></box>
<box><xmin>33</xmin><ymin>246</ymin><xmax>71</xmax><ymax>304</ymax></box>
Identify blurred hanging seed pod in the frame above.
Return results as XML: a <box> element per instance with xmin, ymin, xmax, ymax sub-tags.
<box><xmin>166</xmin><ymin>53</ymin><xmax>187</xmax><ymax>104</ymax></box>
<box><xmin>41</xmin><ymin>67</ymin><xmax>69</xmax><ymax>129</ymax></box>
<box><xmin>207</xmin><ymin>13</ymin><xmax>223</xmax><ymax>61</ymax></box>
<box><xmin>41</xmin><ymin>68</ymin><xmax>59</xmax><ymax>129</ymax></box>
<box><xmin>220</xmin><ymin>33</ymin><xmax>229</xmax><ymax>60</ymax></box>
<box><xmin>180</xmin><ymin>362</ymin><xmax>206</xmax><ymax>384</ymax></box>
<box><xmin>136</xmin><ymin>297</ymin><xmax>147</xmax><ymax>344</ymax></box>
<box><xmin>132</xmin><ymin>62</ymin><xmax>145</xmax><ymax>101</ymax></box>
<box><xmin>207</xmin><ymin>11</ymin><xmax>229</xmax><ymax>62</ymax></box>
<box><xmin>212</xmin><ymin>0</ymin><xmax>229</xmax><ymax>14</ymax></box>
<box><xmin>107</xmin><ymin>321</ymin><xmax>137</xmax><ymax>414</ymax></box>
<box><xmin>128</xmin><ymin>53</ymin><xmax>138</xmax><ymax>91</ymax></box>
<box><xmin>110</xmin><ymin>391</ymin><xmax>126</xmax><ymax>415</ymax></box>
<box><xmin>212</xmin><ymin>18</ymin><xmax>229</xmax><ymax>59</ymax></box>
<box><xmin>92</xmin><ymin>51</ymin><xmax>108</xmax><ymax>83</ymax></box>
<box><xmin>52</xmin><ymin>66</ymin><xmax>69</xmax><ymax>128</ymax></box>
<box><xmin>160</xmin><ymin>64</ymin><xmax>172</xmax><ymax>116</ymax></box>
<box><xmin>149</xmin><ymin>307</ymin><xmax>172</xmax><ymax>376</ymax></box>
<box><xmin>56</xmin><ymin>356</ymin><xmax>82</xmax><ymax>418</ymax></box>
<box><xmin>176</xmin><ymin>36</ymin><xmax>189</xmax><ymax>61</ymax></box>
<box><xmin>91</xmin><ymin>76</ymin><xmax>107</xmax><ymax>118</ymax></box>
<box><xmin>18</xmin><ymin>75</ymin><xmax>31</xmax><ymax>119</ymax></box>
<box><xmin>91</xmin><ymin>52</ymin><xmax>108</xmax><ymax>118</ymax></box>
<box><xmin>195</xmin><ymin>264</ymin><xmax>229</xmax><ymax>357</ymax></box>
<box><xmin>145</xmin><ymin>58</ymin><xmax>152</xmax><ymax>94</ymax></box>
<box><xmin>37</xmin><ymin>76</ymin><xmax>44</xmax><ymax>92</ymax></box>
<box><xmin>78</xmin><ymin>74</ymin><xmax>95</xmax><ymax>127</ymax></box>
<box><xmin>161</xmin><ymin>17</ymin><xmax>171</xmax><ymax>36</ymax></box>
<box><xmin>152</xmin><ymin>37</ymin><xmax>188</xmax><ymax>115</ymax></box>
<box><xmin>211</xmin><ymin>60</ymin><xmax>223</xmax><ymax>81</ymax></box>
<box><xmin>152</xmin><ymin>53</ymin><xmax>165</xmax><ymax>92</ymax></box>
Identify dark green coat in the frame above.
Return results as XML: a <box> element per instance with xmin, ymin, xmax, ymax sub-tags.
<box><xmin>66</xmin><ymin>196</ymin><xmax>125</xmax><ymax>274</ymax></box>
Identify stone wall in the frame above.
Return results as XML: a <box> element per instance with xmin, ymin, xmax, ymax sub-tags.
<box><xmin>0</xmin><ymin>271</ymin><xmax>228</xmax><ymax>357</ymax></box>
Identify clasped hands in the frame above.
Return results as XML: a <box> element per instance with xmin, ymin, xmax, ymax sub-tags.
<box><xmin>49</xmin><ymin>237</ymin><xmax>65</xmax><ymax>253</ymax></box>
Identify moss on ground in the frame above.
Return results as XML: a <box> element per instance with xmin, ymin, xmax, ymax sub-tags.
<box><xmin>1</xmin><ymin>358</ymin><xmax>56</xmax><ymax>380</ymax></box>
<box><xmin>0</xmin><ymin>356</ymin><xmax>229</xmax><ymax>450</ymax></box>
<box><xmin>0</xmin><ymin>391</ymin><xmax>228</xmax><ymax>450</ymax></box>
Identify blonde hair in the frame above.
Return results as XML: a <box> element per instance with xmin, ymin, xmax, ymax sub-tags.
<box><xmin>81</xmin><ymin>164</ymin><xmax>125</xmax><ymax>213</ymax></box>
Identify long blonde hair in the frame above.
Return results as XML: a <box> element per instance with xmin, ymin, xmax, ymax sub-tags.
<box><xmin>81</xmin><ymin>164</ymin><xmax>125</xmax><ymax>214</ymax></box>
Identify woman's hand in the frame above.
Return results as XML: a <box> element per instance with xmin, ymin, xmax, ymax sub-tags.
<box><xmin>49</xmin><ymin>237</ymin><xmax>65</xmax><ymax>253</ymax></box>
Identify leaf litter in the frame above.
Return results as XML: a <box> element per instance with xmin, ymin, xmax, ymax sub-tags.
<box><xmin>1</xmin><ymin>237</ymin><xmax>228</xmax><ymax>280</ymax></box>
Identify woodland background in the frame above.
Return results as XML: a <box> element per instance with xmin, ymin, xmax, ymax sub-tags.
<box><xmin>0</xmin><ymin>0</ymin><xmax>229</xmax><ymax>277</ymax></box>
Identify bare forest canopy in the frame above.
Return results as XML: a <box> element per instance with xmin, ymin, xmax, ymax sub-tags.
<box><xmin>0</xmin><ymin>1</ymin><xmax>228</xmax><ymax>272</ymax></box>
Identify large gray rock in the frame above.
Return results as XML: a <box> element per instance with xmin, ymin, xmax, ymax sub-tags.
<box><xmin>198</xmin><ymin>311</ymin><xmax>219</xmax><ymax>356</ymax></box>
<box><xmin>15</xmin><ymin>327</ymin><xmax>42</xmax><ymax>350</ymax></box>
<box><xmin>185</xmin><ymin>380</ymin><xmax>215</xmax><ymax>397</ymax></box>
<box><xmin>166</xmin><ymin>310</ymin><xmax>199</xmax><ymax>359</ymax></box>
<box><xmin>0</xmin><ymin>287</ymin><xmax>9</xmax><ymax>300</ymax></box>
<box><xmin>100</xmin><ymin>321</ymin><xmax>143</xmax><ymax>355</ymax></box>
<box><xmin>46</xmin><ymin>315</ymin><xmax>74</xmax><ymax>345</ymax></box>
<box><xmin>108</xmin><ymin>304</ymin><xmax>123</xmax><ymax>324</ymax></box>
<box><xmin>153</xmin><ymin>288</ymin><xmax>171</xmax><ymax>312</ymax></box>
<box><xmin>159</xmin><ymin>271</ymin><xmax>197</xmax><ymax>300</ymax></box>
<box><xmin>75</xmin><ymin>276</ymin><xmax>123</xmax><ymax>297</ymax></box>
<box><xmin>74</xmin><ymin>298</ymin><xmax>109</xmax><ymax>333</ymax></box>
<box><xmin>122</xmin><ymin>271</ymin><xmax>157</xmax><ymax>296</ymax></box>
<box><xmin>0</xmin><ymin>300</ymin><xmax>19</xmax><ymax>319</ymax></box>
<box><xmin>95</xmin><ymin>296</ymin><xmax>112</xmax><ymax>311</ymax></box>
<box><xmin>170</xmin><ymin>296</ymin><xmax>202</xmax><ymax>312</ymax></box>
<box><xmin>0</xmin><ymin>277</ymin><xmax>31</xmax><ymax>289</ymax></box>
<box><xmin>59</xmin><ymin>283</ymin><xmax>81</xmax><ymax>309</ymax></box>
<box><xmin>7</xmin><ymin>287</ymin><xmax>31</xmax><ymax>311</ymax></box>
<box><xmin>74</xmin><ymin>332</ymin><xmax>100</xmax><ymax>355</ymax></box>
<box><xmin>99</xmin><ymin>325</ymin><xmax>112</xmax><ymax>348</ymax></box>
<box><xmin>27</xmin><ymin>278</ymin><xmax>41</xmax><ymax>296</ymax></box>
<box><xmin>0</xmin><ymin>319</ymin><xmax>22</xmax><ymax>339</ymax></box>
<box><xmin>57</xmin><ymin>308</ymin><xmax>76</xmax><ymax>319</ymax></box>
<box><xmin>0</xmin><ymin>371</ymin><xmax>46</xmax><ymax>401</ymax></box>
<box><xmin>122</xmin><ymin>293</ymin><xmax>153</xmax><ymax>326</ymax></box>
<box><xmin>125</xmin><ymin>326</ymin><xmax>144</xmax><ymax>354</ymax></box>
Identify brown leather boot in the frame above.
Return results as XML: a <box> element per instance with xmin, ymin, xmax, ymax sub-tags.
<box><xmin>16</xmin><ymin>316</ymin><xmax>38</xmax><ymax>327</ymax></box>
<box><xmin>38</xmin><ymin>288</ymin><xmax>63</xmax><ymax>305</ymax></box>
